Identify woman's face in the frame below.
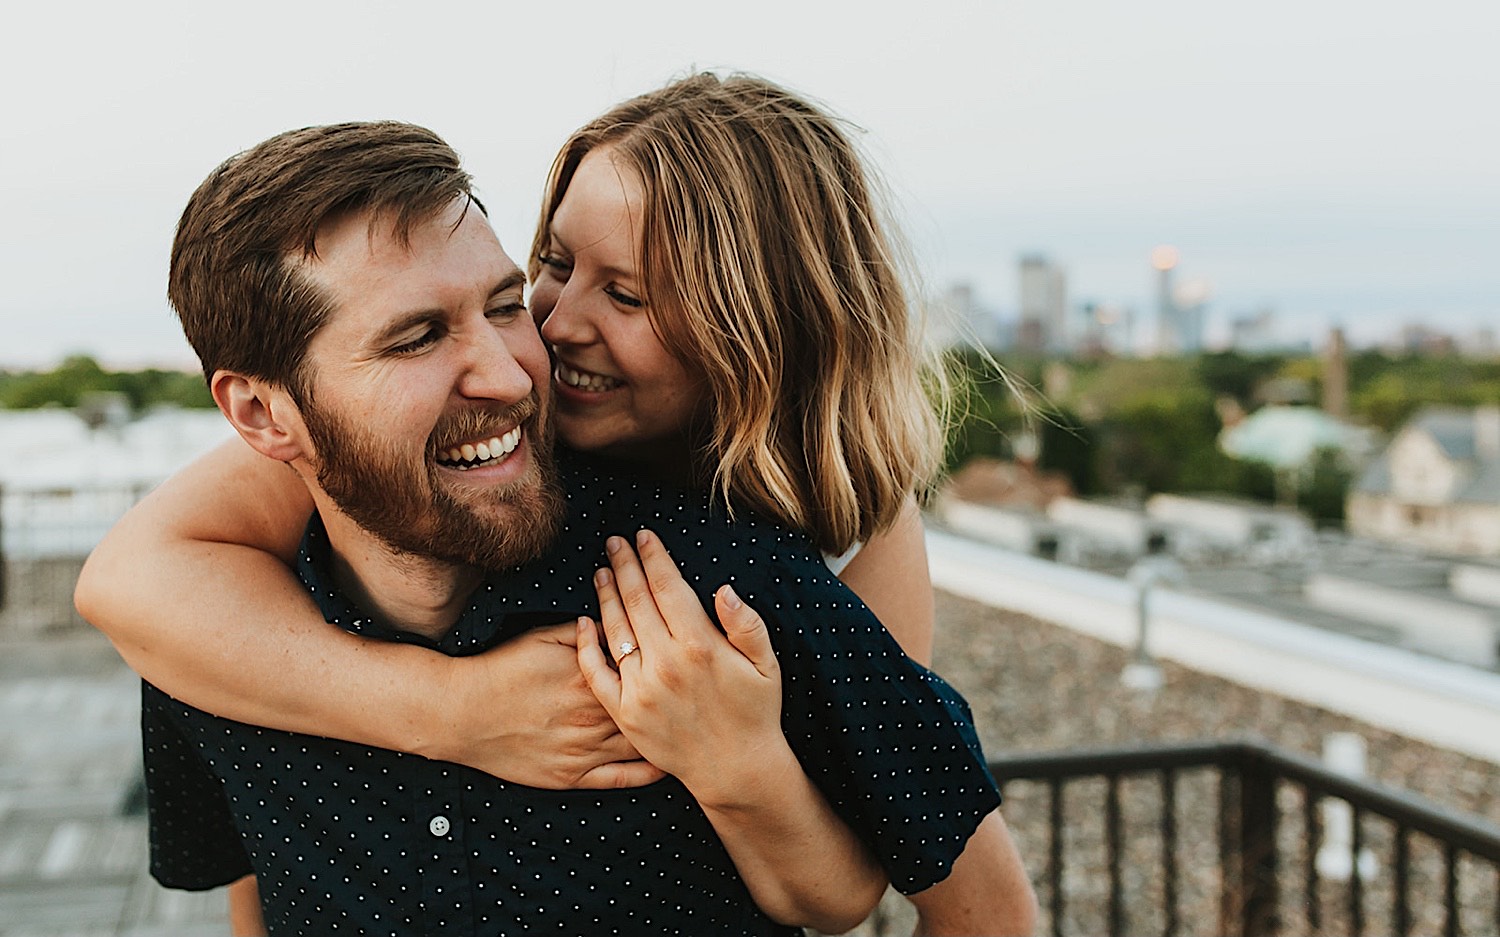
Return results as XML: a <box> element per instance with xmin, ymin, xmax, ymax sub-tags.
<box><xmin>531</xmin><ymin>146</ymin><xmax>704</xmax><ymax>465</ymax></box>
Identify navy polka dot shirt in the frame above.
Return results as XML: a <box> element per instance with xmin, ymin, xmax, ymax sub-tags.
<box><xmin>143</xmin><ymin>453</ymin><xmax>1000</xmax><ymax>934</ymax></box>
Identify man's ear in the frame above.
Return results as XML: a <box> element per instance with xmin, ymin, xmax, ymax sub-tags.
<box><xmin>211</xmin><ymin>371</ymin><xmax>308</xmax><ymax>463</ymax></box>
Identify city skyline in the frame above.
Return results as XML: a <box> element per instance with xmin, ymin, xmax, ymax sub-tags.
<box><xmin>2</xmin><ymin>0</ymin><xmax>1496</xmax><ymax>368</ymax></box>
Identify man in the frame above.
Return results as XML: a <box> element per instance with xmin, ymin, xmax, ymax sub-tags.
<box><xmin>144</xmin><ymin>122</ymin><xmax>1021</xmax><ymax>934</ymax></box>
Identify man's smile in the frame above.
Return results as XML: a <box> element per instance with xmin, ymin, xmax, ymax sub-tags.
<box><xmin>436</xmin><ymin>426</ymin><xmax>523</xmax><ymax>471</ymax></box>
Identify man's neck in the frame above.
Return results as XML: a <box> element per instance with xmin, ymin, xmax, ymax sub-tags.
<box><xmin>315</xmin><ymin>500</ymin><xmax>482</xmax><ymax>641</ymax></box>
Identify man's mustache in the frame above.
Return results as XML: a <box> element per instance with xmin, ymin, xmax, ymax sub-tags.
<box><xmin>427</xmin><ymin>394</ymin><xmax>542</xmax><ymax>455</ymax></box>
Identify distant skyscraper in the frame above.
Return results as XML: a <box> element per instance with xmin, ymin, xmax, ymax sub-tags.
<box><xmin>1323</xmin><ymin>327</ymin><xmax>1349</xmax><ymax>420</ymax></box>
<box><xmin>1151</xmin><ymin>246</ymin><xmax>1206</xmax><ymax>355</ymax></box>
<box><xmin>1018</xmin><ymin>254</ymin><xmax>1068</xmax><ymax>354</ymax></box>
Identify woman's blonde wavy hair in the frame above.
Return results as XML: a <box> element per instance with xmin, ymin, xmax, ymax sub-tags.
<box><xmin>531</xmin><ymin>72</ymin><xmax>947</xmax><ymax>554</ymax></box>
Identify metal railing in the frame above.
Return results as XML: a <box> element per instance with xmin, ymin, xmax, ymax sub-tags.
<box><xmin>989</xmin><ymin>739</ymin><xmax>1500</xmax><ymax>936</ymax></box>
<box><xmin>0</xmin><ymin>481</ymin><xmax>152</xmax><ymax>632</ymax></box>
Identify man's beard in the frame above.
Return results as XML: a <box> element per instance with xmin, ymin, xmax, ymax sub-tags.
<box><xmin>299</xmin><ymin>393</ymin><xmax>566</xmax><ymax>571</ymax></box>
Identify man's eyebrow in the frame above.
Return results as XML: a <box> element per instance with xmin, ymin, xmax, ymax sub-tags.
<box><xmin>490</xmin><ymin>269</ymin><xmax>527</xmax><ymax>297</ymax></box>
<box><xmin>369</xmin><ymin>270</ymin><xmax>528</xmax><ymax>348</ymax></box>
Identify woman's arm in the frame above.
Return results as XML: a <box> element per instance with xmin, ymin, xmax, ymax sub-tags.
<box><xmin>839</xmin><ymin>500</ymin><xmax>1039</xmax><ymax>934</ymax></box>
<box><xmin>576</xmin><ymin>531</ymin><xmax>887</xmax><ymax>933</ymax></box>
<box><xmin>227</xmin><ymin>875</ymin><xmax>267</xmax><ymax>936</ymax></box>
<box><xmin>909</xmin><ymin>811</ymin><xmax>1038</xmax><ymax>936</ymax></box>
<box><xmin>838</xmin><ymin>496</ymin><xmax>934</xmax><ymax>665</ymax></box>
<box><xmin>76</xmin><ymin>438</ymin><xmax>661</xmax><ymax>789</ymax></box>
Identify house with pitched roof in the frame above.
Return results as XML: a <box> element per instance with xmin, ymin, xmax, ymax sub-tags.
<box><xmin>1347</xmin><ymin>406</ymin><xmax>1500</xmax><ymax>555</ymax></box>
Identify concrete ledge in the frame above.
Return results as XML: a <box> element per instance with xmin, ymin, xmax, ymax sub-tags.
<box><xmin>927</xmin><ymin>528</ymin><xmax>1500</xmax><ymax>764</ymax></box>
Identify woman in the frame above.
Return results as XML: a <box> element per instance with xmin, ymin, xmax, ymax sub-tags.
<box><xmin>79</xmin><ymin>73</ymin><xmax>1034</xmax><ymax>934</ymax></box>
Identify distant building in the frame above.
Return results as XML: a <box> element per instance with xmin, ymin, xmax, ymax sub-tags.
<box><xmin>1018</xmin><ymin>254</ymin><xmax>1068</xmax><ymax>354</ymax></box>
<box><xmin>1077</xmin><ymin>302</ymin><xmax>1131</xmax><ymax>357</ymax></box>
<box><xmin>1151</xmin><ymin>246</ymin><xmax>1207</xmax><ymax>355</ymax></box>
<box><xmin>1229</xmin><ymin>307</ymin><xmax>1279</xmax><ymax>354</ymax></box>
<box><xmin>1322</xmin><ymin>327</ymin><xmax>1349</xmax><ymax>420</ymax></box>
<box><xmin>1347</xmin><ymin>406</ymin><xmax>1500</xmax><ymax>556</ymax></box>
<box><xmin>1387</xmin><ymin>323</ymin><xmax>1457</xmax><ymax>357</ymax></box>
<box><xmin>929</xmin><ymin>282</ymin><xmax>1001</xmax><ymax>351</ymax></box>
<box><xmin>1460</xmin><ymin>327</ymin><xmax>1498</xmax><ymax>360</ymax></box>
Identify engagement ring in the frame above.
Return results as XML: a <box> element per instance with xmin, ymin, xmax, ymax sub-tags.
<box><xmin>617</xmin><ymin>641</ymin><xmax>638</xmax><ymax>659</ymax></box>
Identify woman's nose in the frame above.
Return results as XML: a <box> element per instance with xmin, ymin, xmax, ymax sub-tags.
<box><xmin>538</xmin><ymin>281</ymin><xmax>595</xmax><ymax>346</ymax></box>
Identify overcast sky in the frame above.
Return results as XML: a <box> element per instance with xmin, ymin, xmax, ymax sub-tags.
<box><xmin>2</xmin><ymin>0</ymin><xmax>1496</xmax><ymax>368</ymax></box>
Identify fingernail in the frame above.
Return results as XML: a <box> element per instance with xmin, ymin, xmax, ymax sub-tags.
<box><xmin>636</xmin><ymin>529</ymin><xmax>653</xmax><ymax>547</ymax></box>
<box><xmin>577</xmin><ymin>616</ymin><xmax>591</xmax><ymax>631</ymax></box>
<box><xmin>595</xmin><ymin>567</ymin><xmax>612</xmax><ymax>586</ymax></box>
<box><xmin>606</xmin><ymin>536</ymin><xmax>624</xmax><ymax>555</ymax></box>
<box><xmin>719</xmin><ymin>583</ymin><xmax>742</xmax><ymax>610</ymax></box>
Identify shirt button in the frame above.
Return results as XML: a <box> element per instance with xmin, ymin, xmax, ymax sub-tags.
<box><xmin>429</xmin><ymin>815</ymin><xmax>451</xmax><ymax>837</ymax></box>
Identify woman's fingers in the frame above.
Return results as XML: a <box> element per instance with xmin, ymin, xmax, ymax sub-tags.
<box><xmin>714</xmin><ymin>584</ymin><xmax>780</xmax><ymax>678</ymax></box>
<box><xmin>579</xmin><ymin>533</ymin><xmax>789</xmax><ymax>793</ymax></box>
<box><xmin>571</xmin><ymin>617</ymin><xmax>669</xmax><ymax>789</ymax></box>
<box><xmin>633</xmin><ymin>529</ymin><xmax>721</xmax><ymax>642</ymax></box>
<box><xmin>592</xmin><ymin>558</ymin><xmax>645</xmax><ymax>668</ymax></box>
<box><xmin>574</xmin><ymin>616</ymin><xmax>623</xmax><ymax>714</ymax></box>
<box><xmin>603</xmin><ymin>534</ymin><xmax>672</xmax><ymax>645</ymax></box>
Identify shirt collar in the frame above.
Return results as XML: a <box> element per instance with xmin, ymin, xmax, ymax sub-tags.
<box><xmin>294</xmin><ymin>513</ymin><xmax>508</xmax><ymax>655</ymax></box>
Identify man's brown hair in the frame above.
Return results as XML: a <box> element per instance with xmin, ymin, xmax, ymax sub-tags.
<box><xmin>169</xmin><ymin>121</ymin><xmax>477</xmax><ymax>399</ymax></box>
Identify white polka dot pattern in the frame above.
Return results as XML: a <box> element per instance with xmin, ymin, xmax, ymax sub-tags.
<box><xmin>142</xmin><ymin>452</ymin><xmax>999</xmax><ymax>932</ymax></box>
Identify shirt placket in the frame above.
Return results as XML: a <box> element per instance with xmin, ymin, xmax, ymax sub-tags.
<box><xmin>416</xmin><ymin>770</ymin><xmax>475</xmax><ymax>935</ymax></box>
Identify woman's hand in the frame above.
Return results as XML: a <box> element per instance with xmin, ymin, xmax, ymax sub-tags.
<box><xmin>575</xmin><ymin>530</ymin><xmax>887</xmax><ymax>931</ymax></box>
<box><xmin>574</xmin><ymin>529</ymin><xmax>784</xmax><ymax>803</ymax></box>
<box><xmin>444</xmin><ymin>620</ymin><xmax>666</xmax><ymax>789</ymax></box>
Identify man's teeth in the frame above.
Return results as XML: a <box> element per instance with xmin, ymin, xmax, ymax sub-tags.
<box><xmin>440</xmin><ymin>427</ymin><xmax>522</xmax><ymax>470</ymax></box>
<box><xmin>558</xmin><ymin>363</ymin><xmax>623</xmax><ymax>392</ymax></box>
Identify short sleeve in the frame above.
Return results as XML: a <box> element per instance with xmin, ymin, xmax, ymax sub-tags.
<box><xmin>141</xmin><ymin>682</ymin><xmax>254</xmax><ymax>890</ymax></box>
<box><xmin>736</xmin><ymin>562</ymin><xmax>1002</xmax><ymax>894</ymax></box>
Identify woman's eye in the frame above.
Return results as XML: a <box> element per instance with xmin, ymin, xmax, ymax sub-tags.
<box><xmin>538</xmin><ymin>254</ymin><xmax>572</xmax><ymax>274</ymax></box>
<box><xmin>605</xmin><ymin>287</ymin><xmax>644</xmax><ymax>308</ymax></box>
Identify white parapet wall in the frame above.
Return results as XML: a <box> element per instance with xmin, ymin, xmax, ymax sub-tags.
<box><xmin>927</xmin><ymin>527</ymin><xmax>1500</xmax><ymax>765</ymax></box>
<box><xmin>1145</xmin><ymin>493</ymin><xmax>1312</xmax><ymax>550</ymax></box>
<box><xmin>1045</xmin><ymin>497</ymin><xmax>1158</xmax><ymax>554</ymax></box>
<box><xmin>934</xmin><ymin>499</ymin><xmax>1051</xmax><ymax>555</ymax></box>
<box><xmin>1452</xmin><ymin>564</ymin><xmax>1500</xmax><ymax>609</ymax></box>
<box><xmin>1304</xmin><ymin>573</ymin><xmax>1500</xmax><ymax>667</ymax></box>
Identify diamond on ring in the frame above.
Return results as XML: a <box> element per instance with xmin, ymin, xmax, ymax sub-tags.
<box><xmin>617</xmin><ymin>641</ymin><xmax>638</xmax><ymax>659</ymax></box>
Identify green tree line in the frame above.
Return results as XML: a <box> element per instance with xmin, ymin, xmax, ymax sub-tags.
<box><xmin>0</xmin><ymin>355</ymin><xmax>212</xmax><ymax>411</ymax></box>
<box><xmin>945</xmin><ymin>348</ymin><xmax>1500</xmax><ymax>527</ymax></box>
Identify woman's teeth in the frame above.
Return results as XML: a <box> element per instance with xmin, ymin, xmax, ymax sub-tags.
<box><xmin>439</xmin><ymin>427</ymin><xmax>522</xmax><ymax>470</ymax></box>
<box><xmin>558</xmin><ymin>363</ymin><xmax>622</xmax><ymax>392</ymax></box>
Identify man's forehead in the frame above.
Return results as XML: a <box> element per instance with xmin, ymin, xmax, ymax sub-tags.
<box><xmin>302</xmin><ymin>201</ymin><xmax>510</xmax><ymax>286</ymax></box>
<box><xmin>306</xmin><ymin>199</ymin><xmax>481</xmax><ymax>264</ymax></box>
<box><xmin>297</xmin><ymin>203</ymin><xmax>522</xmax><ymax>344</ymax></box>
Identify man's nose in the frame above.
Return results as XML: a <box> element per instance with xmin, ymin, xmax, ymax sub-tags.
<box><xmin>455</xmin><ymin>326</ymin><xmax>533</xmax><ymax>403</ymax></box>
